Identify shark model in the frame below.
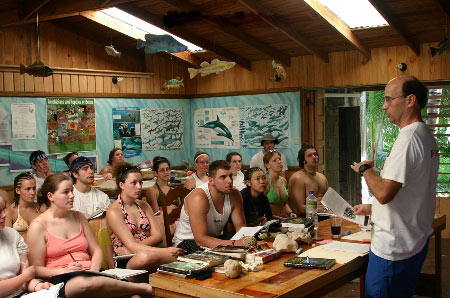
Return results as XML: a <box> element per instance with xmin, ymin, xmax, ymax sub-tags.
<box><xmin>200</xmin><ymin>115</ymin><xmax>233</xmax><ymax>142</ymax></box>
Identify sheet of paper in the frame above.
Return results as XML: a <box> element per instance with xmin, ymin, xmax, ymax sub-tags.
<box><xmin>281</xmin><ymin>223</ymin><xmax>305</xmax><ymax>229</ymax></box>
<box><xmin>299</xmin><ymin>247</ymin><xmax>361</xmax><ymax>264</ymax></box>
<box><xmin>22</xmin><ymin>282</ymin><xmax>64</xmax><ymax>298</ymax></box>
<box><xmin>320</xmin><ymin>240</ymin><xmax>370</xmax><ymax>254</ymax></box>
<box><xmin>321</xmin><ymin>187</ymin><xmax>368</xmax><ymax>226</ymax></box>
<box><xmin>231</xmin><ymin>226</ymin><xmax>264</xmax><ymax>240</ymax></box>
<box><xmin>0</xmin><ymin>120</ymin><xmax>11</xmax><ymax>144</ymax></box>
<box><xmin>11</xmin><ymin>103</ymin><xmax>36</xmax><ymax>139</ymax></box>
<box><xmin>342</xmin><ymin>231</ymin><xmax>372</xmax><ymax>242</ymax></box>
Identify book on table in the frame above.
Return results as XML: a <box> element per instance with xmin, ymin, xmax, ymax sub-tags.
<box><xmin>245</xmin><ymin>249</ymin><xmax>281</xmax><ymax>264</ymax></box>
<box><xmin>157</xmin><ymin>261</ymin><xmax>210</xmax><ymax>278</ymax></box>
<box><xmin>284</xmin><ymin>256</ymin><xmax>336</xmax><ymax>270</ymax></box>
<box><xmin>177</xmin><ymin>251</ymin><xmax>230</xmax><ymax>267</ymax></box>
<box><xmin>48</xmin><ymin>268</ymin><xmax>147</xmax><ymax>282</ymax></box>
<box><xmin>207</xmin><ymin>245</ymin><xmax>248</xmax><ymax>260</ymax></box>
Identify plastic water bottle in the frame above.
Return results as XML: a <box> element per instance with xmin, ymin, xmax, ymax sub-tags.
<box><xmin>170</xmin><ymin>170</ymin><xmax>175</xmax><ymax>184</ymax></box>
<box><xmin>306</xmin><ymin>190</ymin><xmax>318</xmax><ymax>239</ymax></box>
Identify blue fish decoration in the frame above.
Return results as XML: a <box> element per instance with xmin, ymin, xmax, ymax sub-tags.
<box><xmin>136</xmin><ymin>33</ymin><xmax>188</xmax><ymax>54</ymax></box>
<box><xmin>200</xmin><ymin>115</ymin><xmax>233</xmax><ymax>142</ymax></box>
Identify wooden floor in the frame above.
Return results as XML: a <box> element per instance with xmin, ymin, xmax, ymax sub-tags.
<box><xmin>323</xmin><ymin>237</ymin><xmax>450</xmax><ymax>298</ymax></box>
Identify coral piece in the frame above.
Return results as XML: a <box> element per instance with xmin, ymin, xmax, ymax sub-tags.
<box><xmin>243</xmin><ymin>236</ymin><xmax>257</xmax><ymax>248</ymax></box>
<box><xmin>288</xmin><ymin>228</ymin><xmax>312</xmax><ymax>244</ymax></box>
<box><xmin>224</xmin><ymin>259</ymin><xmax>242</xmax><ymax>279</ymax></box>
<box><xmin>273</xmin><ymin>234</ymin><xmax>298</xmax><ymax>253</ymax></box>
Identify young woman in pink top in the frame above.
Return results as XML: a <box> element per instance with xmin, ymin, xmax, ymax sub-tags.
<box><xmin>27</xmin><ymin>173</ymin><xmax>152</xmax><ymax>298</ymax></box>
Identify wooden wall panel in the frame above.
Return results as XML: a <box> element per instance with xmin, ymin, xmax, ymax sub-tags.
<box><xmin>53</xmin><ymin>74</ymin><xmax>62</xmax><ymax>92</ymax></box>
<box><xmin>24</xmin><ymin>74</ymin><xmax>34</xmax><ymax>92</ymax></box>
<box><xmin>13</xmin><ymin>73</ymin><xmax>24</xmax><ymax>92</ymax></box>
<box><xmin>0</xmin><ymin>73</ymin><xmax>3</xmax><ymax>91</ymax></box>
<box><xmin>436</xmin><ymin>198</ymin><xmax>449</xmax><ymax>239</ymax></box>
<box><xmin>79</xmin><ymin>75</ymin><xmax>88</xmax><ymax>93</ymax></box>
<box><xmin>34</xmin><ymin>77</ymin><xmax>44</xmax><ymax>92</ymax></box>
<box><xmin>43</xmin><ymin>76</ymin><xmax>53</xmax><ymax>93</ymax></box>
<box><xmin>87</xmin><ymin>76</ymin><xmax>95</xmax><ymax>93</ymax></box>
<box><xmin>4</xmin><ymin>72</ymin><xmax>14</xmax><ymax>91</ymax></box>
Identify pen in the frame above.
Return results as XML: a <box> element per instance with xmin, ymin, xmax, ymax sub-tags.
<box><xmin>68</xmin><ymin>250</ymin><xmax>77</xmax><ymax>262</ymax></box>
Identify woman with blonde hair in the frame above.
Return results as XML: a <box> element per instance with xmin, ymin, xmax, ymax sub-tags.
<box><xmin>27</xmin><ymin>173</ymin><xmax>153</xmax><ymax>297</ymax></box>
<box><xmin>184</xmin><ymin>151</ymin><xmax>210</xmax><ymax>190</ymax></box>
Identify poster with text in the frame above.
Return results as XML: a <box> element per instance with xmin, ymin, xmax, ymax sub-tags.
<box><xmin>112</xmin><ymin>107</ymin><xmax>142</xmax><ymax>158</ymax></box>
<box><xmin>194</xmin><ymin>107</ymin><xmax>239</xmax><ymax>149</ymax></box>
<box><xmin>239</xmin><ymin>104</ymin><xmax>290</xmax><ymax>148</ymax></box>
<box><xmin>11</xmin><ymin>103</ymin><xmax>36</xmax><ymax>139</ymax></box>
<box><xmin>141</xmin><ymin>108</ymin><xmax>183</xmax><ymax>150</ymax></box>
<box><xmin>47</xmin><ymin>98</ymin><xmax>96</xmax><ymax>154</ymax></box>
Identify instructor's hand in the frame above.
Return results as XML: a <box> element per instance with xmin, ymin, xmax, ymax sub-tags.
<box><xmin>354</xmin><ymin>204</ymin><xmax>372</xmax><ymax>216</ymax></box>
<box><xmin>350</xmin><ymin>160</ymin><xmax>374</xmax><ymax>173</ymax></box>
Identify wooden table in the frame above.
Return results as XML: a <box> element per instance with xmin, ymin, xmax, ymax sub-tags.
<box><xmin>150</xmin><ymin>219</ymin><xmax>367</xmax><ymax>298</ymax></box>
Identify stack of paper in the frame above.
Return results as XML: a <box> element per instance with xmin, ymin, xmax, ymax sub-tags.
<box><xmin>299</xmin><ymin>241</ymin><xmax>370</xmax><ymax>264</ymax></box>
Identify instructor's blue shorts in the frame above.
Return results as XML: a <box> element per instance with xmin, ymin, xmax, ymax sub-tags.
<box><xmin>365</xmin><ymin>239</ymin><xmax>429</xmax><ymax>298</ymax></box>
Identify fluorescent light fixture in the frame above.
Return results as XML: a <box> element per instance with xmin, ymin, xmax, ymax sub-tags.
<box><xmin>317</xmin><ymin>0</ymin><xmax>387</xmax><ymax>28</ymax></box>
<box><xmin>101</xmin><ymin>7</ymin><xmax>202</xmax><ymax>51</ymax></box>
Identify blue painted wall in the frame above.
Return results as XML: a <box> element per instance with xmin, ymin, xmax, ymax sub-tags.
<box><xmin>0</xmin><ymin>91</ymin><xmax>300</xmax><ymax>186</ymax></box>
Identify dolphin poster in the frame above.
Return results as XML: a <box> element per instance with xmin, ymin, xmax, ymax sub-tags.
<box><xmin>194</xmin><ymin>107</ymin><xmax>240</xmax><ymax>148</ymax></box>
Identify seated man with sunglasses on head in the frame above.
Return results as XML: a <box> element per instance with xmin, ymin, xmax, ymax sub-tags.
<box><xmin>250</xmin><ymin>134</ymin><xmax>288</xmax><ymax>178</ymax></box>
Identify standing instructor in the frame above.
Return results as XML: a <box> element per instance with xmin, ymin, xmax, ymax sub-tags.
<box><xmin>351</xmin><ymin>76</ymin><xmax>439</xmax><ymax>297</ymax></box>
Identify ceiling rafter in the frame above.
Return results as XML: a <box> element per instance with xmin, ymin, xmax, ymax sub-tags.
<box><xmin>79</xmin><ymin>10</ymin><xmax>199</xmax><ymax>68</ymax></box>
<box><xmin>160</xmin><ymin>0</ymin><xmax>291</xmax><ymax>66</ymax></box>
<box><xmin>433</xmin><ymin>0</ymin><xmax>450</xmax><ymax>19</ymax></box>
<box><xmin>303</xmin><ymin>0</ymin><xmax>371</xmax><ymax>60</ymax></box>
<box><xmin>238</xmin><ymin>0</ymin><xmax>329</xmax><ymax>63</ymax></box>
<box><xmin>0</xmin><ymin>0</ymin><xmax>137</xmax><ymax>27</ymax></box>
<box><xmin>117</xmin><ymin>3</ymin><xmax>252</xmax><ymax>70</ymax></box>
<box><xmin>20</xmin><ymin>0</ymin><xmax>52</xmax><ymax>21</ymax></box>
<box><xmin>368</xmin><ymin>0</ymin><xmax>420</xmax><ymax>56</ymax></box>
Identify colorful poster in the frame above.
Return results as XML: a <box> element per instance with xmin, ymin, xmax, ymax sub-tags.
<box><xmin>47</xmin><ymin>98</ymin><xmax>96</xmax><ymax>154</ymax></box>
<box><xmin>239</xmin><ymin>104</ymin><xmax>290</xmax><ymax>148</ymax></box>
<box><xmin>112</xmin><ymin>107</ymin><xmax>142</xmax><ymax>158</ymax></box>
<box><xmin>194</xmin><ymin>107</ymin><xmax>239</xmax><ymax>149</ymax></box>
<box><xmin>141</xmin><ymin>108</ymin><xmax>183</xmax><ymax>150</ymax></box>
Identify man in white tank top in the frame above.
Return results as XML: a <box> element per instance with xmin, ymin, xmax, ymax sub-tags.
<box><xmin>173</xmin><ymin>160</ymin><xmax>247</xmax><ymax>248</ymax></box>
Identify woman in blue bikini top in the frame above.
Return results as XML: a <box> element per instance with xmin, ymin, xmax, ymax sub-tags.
<box><xmin>263</xmin><ymin>151</ymin><xmax>296</xmax><ymax>220</ymax></box>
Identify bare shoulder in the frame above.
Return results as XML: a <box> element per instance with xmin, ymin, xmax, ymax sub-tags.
<box><xmin>6</xmin><ymin>203</ymin><xmax>17</xmax><ymax>214</ymax></box>
<box><xmin>106</xmin><ymin>200</ymin><xmax>121</xmax><ymax>217</ymax></box>
<box><xmin>135</xmin><ymin>199</ymin><xmax>151</xmax><ymax>210</ymax></box>
<box><xmin>185</xmin><ymin>188</ymin><xmax>208</xmax><ymax>210</ymax></box>
<box><xmin>229</xmin><ymin>188</ymin><xmax>242</xmax><ymax>202</ymax></box>
<box><xmin>316</xmin><ymin>172</ymin><xmax>328</xmax><ymax>183</ymax></box>
<box><xmin>28</xmin><ymin>213</ymin><xmax>46</xmax><ymax>232</ymax></box>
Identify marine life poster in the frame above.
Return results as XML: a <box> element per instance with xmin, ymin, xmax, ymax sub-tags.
<box><xmin>47</xmin><ymin>98</ymin><xmax>96</xmax><ymax>154</ymax></box>
<box><xmin>140</xmin><ymin>108</ymin><xmax>183</xmax><ymax>150</ymax></box>
<box><xmin>194</xmin><ymin>107</ymin><xmax>240</xmax><ymax>149</ymax></box>
<box><xmin>239</xmin><ymin>104</ymin><xmax>290</xmax><ymax>148</ymax></box>
<box><xmin>112</xmin><ymin>107</ymin><xmax>142</xmax><ymax>158</ymax></box>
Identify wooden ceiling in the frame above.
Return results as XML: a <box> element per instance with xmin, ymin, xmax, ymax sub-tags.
<box><xmin>0</xmin><ymin>0</ymin><xmax>448</xmax><ymax>70</ymax></box>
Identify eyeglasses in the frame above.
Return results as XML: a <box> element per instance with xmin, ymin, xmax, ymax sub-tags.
<box><xmin>384</xmin><ymin>95</ymin><xmax>403</xmax><ymax>104</ymax></box>
<box><xmin>268</xmin><ymin>149</ymin><xmax>278</xmax><ymax>153</ymax></box>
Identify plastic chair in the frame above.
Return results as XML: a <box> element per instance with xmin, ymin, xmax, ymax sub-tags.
<box><xmin>161</xmin><ymin>186</ymin><xmax>190</xmax><ymax>247</ymax></box>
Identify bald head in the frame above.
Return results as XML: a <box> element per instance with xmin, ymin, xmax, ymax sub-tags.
<box><xmin>387</xmin><ymin>75</ymin><xmax>428</xmax><ymax>109</ymax></box>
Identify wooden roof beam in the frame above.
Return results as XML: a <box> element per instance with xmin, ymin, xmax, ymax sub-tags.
<box><xmin>0</xmin><ymin>0</ymin><xmax>137</xmax><ymax>27</ymax></box>
<box><xmin>238</xmin><ymin>0</ymin><xmax>329</xmax><ymax>63</ymax></box>
<box><xmin>117</xmin><ymin>3</ymin><xmax>252</xmax><ymax>70</ymax></box>
<box><xmin>304</xmin><ymin>0</ymin><xmax>371</xmax><ymax>60</ymax></box>
<box><xmin>433</xmin><ymin>0</ymin><xmax>450</xmax><ymax>19</ymax></box>
<box><xmin>160</xmin><ymin>0</ymin><xmax>291</xmax><ymax>66</ymax></box>
<box><xmin>20</xmin><ymin>0</ymin><xmax>52</xmax><ymax>21</ymax></box>
<box><xmin>368</xmin><ymin>0</ymin><xmax>420</xmax><ymax>56</ymax></box>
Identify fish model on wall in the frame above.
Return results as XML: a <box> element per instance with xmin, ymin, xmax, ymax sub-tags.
<box><xmin>161</xmin><ymin>78</ymin><xmax>184</xmax><ymax>90</ymax></box>
<box><xmin>199</xmin><ymin>115</ymin><xmax>234</xmax><ymax>141</ymax></box>
<box><xmin>105</xmin><ymin>45</ymin><xmax>121</xmax><ymax>58</ymax></box>
<box><xmin>270</xmin><ymin>60</ymin><xmax>286</xmax><ymax>82</ymax></box>
<box><xmin>136</xmin><ymin>33</ymin><xmax>188</xmax><ymax>54</ymax></box>
<box><xmin>19</xmin><ymin>61</ymin><xmax>53</xmax><ymax>77</ymax></box>
<box><xmin>430</xmin><ymin>37</ymin><xmax>450</xmax><ymax>57</ymax></box>
<box><xmin>188</xmin><ymin>59</ymin><xmax>236</xmax><ymax>79</ymax></box>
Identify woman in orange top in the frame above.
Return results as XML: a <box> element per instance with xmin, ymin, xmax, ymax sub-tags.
<box><xmin>27</xmin><ymin>173</ymin><xmax>152</xmax><ymax>298</ymax></box>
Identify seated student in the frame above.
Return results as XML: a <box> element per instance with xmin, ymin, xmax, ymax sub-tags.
<box><xmin>107</xmin><ymin>163</ymin><xmax>183</xmax><ymax>272</ymax></box>
<box><xmin>184</xmin><ymin>151</ymin><xmax>210</xmax><ymax>190</ymax></box>
<box><xmin>288</xmin><ymin>145</ymin><xmax>329</xmax><ymax>216</ymax></box>
<box><xmin>99</xmin><ymin>148</ymin><xmax>124</xmax><ymax>177</ymax></box>
<box><xmin>145</xmin><ymin>156</ymin><xmax>177</xmax><ymax>214</ymax></box>
<box><xmin>63</xmin><ymin>152</ymin><xmax>79</xmax><ymax>170</ymax></box>
<box><xmin>70</xmin><ymin>156</ymin><xmax>111</xmax><ymax>218</ymax></box>
<box><xmin>5</xmin><ymin>173</ymin><xmax>46</xmax><ymax>234</ymax></box>
<box><xmin>226</xmin><ymin>152</ymin><xmax>246</xmax><ymax>191</ymax></box>
<box><xmin>241</xmin><ymin>167</ymin><xmax>273</xmax><ymax>227</ymax></box>
<box><xmin>29</xmin><ymin>150</ymin><xmax>52</xmax><ymax>191</ymax></box>
<box><xmin>173</xmin><ymin>160</ymin><xmax>247</xmax><ymax>252</ymax></box>
<box><xmin>264</xmin><ymin>151</ymin><xmax>296</xmax><ymax>220</ymax></box>
<box><xmin>26</xmin><ymin>173</ymin><xmax>153</xmax><ymax>297</ymax></box>
<box><xmin>0</xmin><ymin>194</ymin><xmax>53</xmax><ymax>298</ymax></box>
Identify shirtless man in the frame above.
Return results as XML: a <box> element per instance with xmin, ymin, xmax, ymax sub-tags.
<box><xmin>288</xmin><ymin>144</ymin><xmax>328</xmax><ymax>216</ymax></box>
<box><xmin>173</xmin><ymin>160</ymin><xmax>247</xmax><ymax>252</ymax></box>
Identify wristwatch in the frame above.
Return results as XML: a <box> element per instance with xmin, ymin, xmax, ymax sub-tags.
<box><xmin>359</xmin><ymin>164</ymin><xmax>372</xmax><ymax>176</ymax></box>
